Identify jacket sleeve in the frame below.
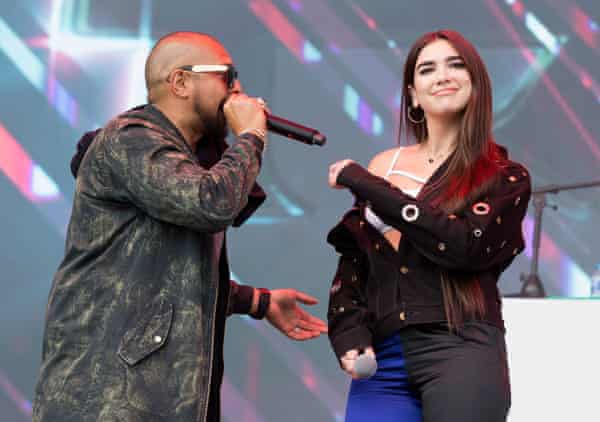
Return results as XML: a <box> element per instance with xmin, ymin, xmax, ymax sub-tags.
<box><xmin>326</xmin><ymin>217</ymin><xmax>373</xmax><ymax>361</ymax></box>
<box><xmin>100</xmin><ymin>125</ymin><xmax>264</xmax><ymax>233</ymax></box>
<box><xmin>337</xmin><ymin>162</ymin><xmax>531</xmax><ymax>271</ymax></box>
<box><xmin>226</xmin><ymin>281</ymin><xmax>255</xmax><ymax>317</ymax></box>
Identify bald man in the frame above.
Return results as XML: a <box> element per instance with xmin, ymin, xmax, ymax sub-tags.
<box><xmin>32</xmin><ymin>32</ymin><xmax>326</xmax><ymax>422</ymax></box>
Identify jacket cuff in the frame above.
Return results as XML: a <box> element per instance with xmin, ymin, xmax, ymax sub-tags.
<box><xmin>329</xmin><ymin>326</ymin><xmax>372</xmax><ymax>361</ymax></box>
<box><xmin>337</xmin><ymin>162</ymin><xmax>368</xmax><ymax>190</ymax></box>
<box><xmin>237</xmin><ymin>132</ymin><xmax>265</xmax><ymax>156</ymax></box>
<box><xmin>228</xmin><ymin>283</ymin><xmax>255</xmax><ymax>315</ymax></box>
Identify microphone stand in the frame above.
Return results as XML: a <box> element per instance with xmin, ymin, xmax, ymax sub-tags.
<box><xmin>509</xmin><ymin>179</ymin><xmax>600</xmax><ymax>298</ymax></box>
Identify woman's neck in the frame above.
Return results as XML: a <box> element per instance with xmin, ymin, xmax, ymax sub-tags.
<box><xmin>421</xmin><ymin>115</ymin><xmax>460</xmax><ymax>158</ymax></box>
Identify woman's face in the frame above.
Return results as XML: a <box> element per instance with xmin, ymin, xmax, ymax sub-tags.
<box><xmin>409</xmin><ymin>39</ymin><xmax>472</xmax><ymax>119</ymax></box>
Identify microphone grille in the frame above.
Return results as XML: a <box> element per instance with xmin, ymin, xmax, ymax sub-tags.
<box><xmin>354</xmin><ymin>354</ymin><xmax>377</xmax><ymax>379</ymax></box>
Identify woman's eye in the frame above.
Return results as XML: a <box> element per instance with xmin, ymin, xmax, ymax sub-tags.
<box><xmin>419</xmin><ymin>68</ymin><xmax>433</xmax><ymax>75</ymax></box>
<box><xmin>450</xmin><ymin>61</ymin><xmax>466</xmax><ymax>68</ymax></box>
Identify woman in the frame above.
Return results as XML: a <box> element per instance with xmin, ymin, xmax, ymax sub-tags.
<box><xmin>327</xmin><ymin>30</ymin><xmax>531</xmax><ymax>422</ymax></box>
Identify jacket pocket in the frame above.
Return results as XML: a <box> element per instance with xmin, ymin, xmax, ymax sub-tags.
<box><xmin>117</xmin><ymin>298</ymin><xmax>175</xmax><ymax>416</ymax></box>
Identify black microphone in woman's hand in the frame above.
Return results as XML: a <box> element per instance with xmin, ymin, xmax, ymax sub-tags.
<box><xmin>266</xmin><ymin>114</ymin><xmax>326</xmax><ymax>146</ymax></box>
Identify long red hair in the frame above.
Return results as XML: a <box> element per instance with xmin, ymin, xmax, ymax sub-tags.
<box><xmin>399</xmin><ymin>30</ymin><xmax>505</xmax><ymax>328</ymax></box>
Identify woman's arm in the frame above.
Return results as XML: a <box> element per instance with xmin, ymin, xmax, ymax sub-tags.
<box><xmin>326</xmin><ymin>218</ymin><xmax>373</xmax><ymax>361</ymax></box>
<box><xmin>335</xmin><ymin>162</ymin><xmax>531</xmax><ymax>271</ymax></box>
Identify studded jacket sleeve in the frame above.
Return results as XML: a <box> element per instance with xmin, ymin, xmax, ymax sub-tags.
<box><xmin>337</xmin><ymin>162</ymin><xmax>531</xmax><ymax>271</ymax></box>
<box><xmin>326</xmin><ymin>210</ymin><xmax>373</xmax><ymax>360</ymax></box>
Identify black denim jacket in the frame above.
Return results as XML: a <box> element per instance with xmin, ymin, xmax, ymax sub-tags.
<box><xmin>326</xmin><ymin>156</ymin><xmax>531</xmax><ymax>360</ymax></box>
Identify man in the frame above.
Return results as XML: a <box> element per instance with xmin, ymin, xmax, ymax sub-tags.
<box><xmin>33</xmin><ymin>32</ymin><xmax>326</xmax><ymax>422</ymax></box>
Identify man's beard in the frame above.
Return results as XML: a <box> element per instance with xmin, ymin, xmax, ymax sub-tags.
<box><xmin>203</xmin><ymin>109</ymin><xmax>228</xmax><ymax>141</ymax></box>
<box><xmin>195</xmin><ymin>99</ymin><xmax>229</xmax><ymax>141</ymax></box>
<box><xmin>194</xmin><ymin>98</ymin><xmax>230</xmax><ymax>169</ymax></box>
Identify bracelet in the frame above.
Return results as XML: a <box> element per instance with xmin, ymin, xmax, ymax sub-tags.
<box><xmin>250</xmin><ymin>288</ymin><xmax>271</xmax><ymax>320</ymax></box>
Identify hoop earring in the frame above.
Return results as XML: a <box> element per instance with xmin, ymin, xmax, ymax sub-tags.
<box><xmin>408</xmin><ymin>107</ymin><xmax>425</xmax><ymax>124</ymax></box>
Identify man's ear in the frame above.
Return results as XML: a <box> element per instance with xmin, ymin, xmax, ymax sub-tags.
<box><xmin>170</xmin><ymin>69</ymin><xmax>190</xmax><ymax>99</ymax></box>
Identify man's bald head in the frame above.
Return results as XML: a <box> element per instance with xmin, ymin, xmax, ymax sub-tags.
<box><xmin>145</xmin><ymin>32</ymin><xmax>231</xmax><ymax>103</ymax></box>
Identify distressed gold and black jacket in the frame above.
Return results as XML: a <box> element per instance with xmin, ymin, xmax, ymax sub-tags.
<box><xmin>33</xmin><ymin>105</ymin><xmax>264</xmax><ymax>422</ymax></box>
<box><xmin>327</xmin><ymin>156</ymin><xmax>531</xmax><ymax>360</ymax></box>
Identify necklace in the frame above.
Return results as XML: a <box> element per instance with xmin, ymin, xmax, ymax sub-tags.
<box><xmin>425</xmin><ymin>148</ymin><xmax>453</xmax><ymax>164</ymax></box>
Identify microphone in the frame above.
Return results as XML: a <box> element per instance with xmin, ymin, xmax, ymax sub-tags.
<box><xmin>266</xmin><ymin>114</ymin><xmax>326</xmax><ymax>146</ymax></box>
<box><xmin>353</xmin><ymin>353</ymin><xmax>378</xmax><ymax>379</ymax></box>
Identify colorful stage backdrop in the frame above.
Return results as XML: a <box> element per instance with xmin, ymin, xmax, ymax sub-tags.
<box><xmin>1</xmin><ymin>0</ymin><xmax>599</xmax><ymax>420</ymax></box>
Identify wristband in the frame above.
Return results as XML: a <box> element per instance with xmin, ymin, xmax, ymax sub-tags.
<box><xmin>250</xmin><ymin>288</ymin><xmax>271</xmax><ymax>320</ymax></box>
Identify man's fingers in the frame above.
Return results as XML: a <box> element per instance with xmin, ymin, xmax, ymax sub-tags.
<box><xmin>297</xmin><ymin>309</ymin><xmax>328</xmax><ymax>331</ymax></box>
<box><xmin>289</xmin><ymin>328</ymin><xmax>320</xmax><ymax>341</ymax></box>
<box><xmin>294</xmin><ymin>290</ymin><xmax>319</xmax><ymax>305</ymax></box>
<box><xmin>297</xmin><ymin>317</ymin><xmax>327</xmax><ymax>333</ymax></box>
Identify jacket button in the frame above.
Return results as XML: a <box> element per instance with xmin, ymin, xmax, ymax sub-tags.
<box><xmin>514</xmin><ymin>196</ymin><xmax>521</xmax><ymax>206</ymax></box>
<box><xmin>496</xmin><ymin>216</ymin><xmax>502</xmax><ymax>224</ymax></box>
<box><xmin>508</xmin><ymin>175</ymin><xmax>518</xmax><ymax>182</ymax></box>
<box><xmin>512</xmin><ymin>248</ymin><xmax>519</xmax><ymax>255</ymax></box>
<box><xmin>438</xmin><ymin>242</ymin><xmax>446</xmax><ymax>252</ymax></box>
<box><xmin>153</xmin><ymin>335</ymin><xmax>163</xmax><ymax>344</ymax></box>
<box><xmin>338</xmin><ymin>306</ymin><xmax>345</xmax><ymax>313</ymax></box>
<box><xmin>400</xmin><ymin>266</ymin><xmax>409</xmax><ymax>274</ymax></box>
<box><xmin>401</xmin><ymin>204</ymin><xmax>419</xmax><ymax>222</ymax></box>
<box><xmin>375</xmin><ymin>243</ymin><xmax>381</xmax><ymax>251</ymax></box>
<box><xmin>399</xmin><ymin>311</ymin><xmax>406</xmax><ymax>321</ymax></box>
<box><xmin>360</xmin><ymin>221</ymin><xmax>365</xmax><ymax>228</ymax></box>
<box><xmin>351</xmin><ymin>274</ymin><xmax>358</xmax><ymax>282</ymax></box>
<box><xmin>448</xmin><ymin>214</ymin><xmax>457</xmax><ymax>220</ymax></box>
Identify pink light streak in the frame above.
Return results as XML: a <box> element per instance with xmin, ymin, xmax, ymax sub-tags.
<box><xmin>0</xmin><ymin>124</ymin><xmax>36</xmax><ymax>202</ymax></box>
<box><xmin>571</xmin><ymin>6</ymin><xmax>598</xmax><ymax>49</ymax></box>
<box><xmin>249</xmin><ymin>0</ymin><xmax>306</xmax><ymax>63</ymax></box>
<box><xmin>488</xmin><ymin>0</ymin><xmax>600</xmax><ymax>161</ymax></box>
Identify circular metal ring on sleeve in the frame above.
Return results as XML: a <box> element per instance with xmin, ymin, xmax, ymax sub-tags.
<box><xmin>401</xmin><ymin>204</ymin><xmax>420</xmax><ymax>222</ymax></box>
<box><xmin>472</xmin><ymin>202</ymin><xmax>491</xmax><ymax>216</ymax></box>
<box><xmin>473</xmin><ymin>228</ymin><xmax>483</xmax><ymax>238</ymax></box>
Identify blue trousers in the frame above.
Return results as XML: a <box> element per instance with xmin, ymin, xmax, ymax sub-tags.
<box><xmin>345</xmin><ymin>322</ymin><xmax>510</xmax><ymax>422</ymax></box>
<box><xmin>345</xmin><ymin>334</ymin><xmax>422</xmax><ymax>422</ymax></box>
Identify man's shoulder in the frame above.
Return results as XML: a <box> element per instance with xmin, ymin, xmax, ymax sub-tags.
<box><xmin>104</xmin><ymin>105</ymin><xmax>161</xmax><ymax>135</ymax></box>
<box><xmin>99</xmin><ymin>105</ymin><xmax>171</xmax><ymax>150</ymax></box>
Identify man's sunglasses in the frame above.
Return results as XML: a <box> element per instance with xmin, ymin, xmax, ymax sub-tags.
<box><xmin>174</xmin><ymin>64</ymin><xmax>238</xmax><ymax>89</ymax></box>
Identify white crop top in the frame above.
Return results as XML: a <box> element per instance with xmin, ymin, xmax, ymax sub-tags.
<box><xmin>365</xmin><ymin>148</ymin><xmax>427</xmax><ymax>235</ymax></box>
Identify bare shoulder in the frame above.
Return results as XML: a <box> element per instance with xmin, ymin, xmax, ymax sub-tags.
<box><xmin>368</xmin><ymin>144</ymin><xmax>422</xmax><ymax>175</ymax></box>
<box><xmin>368</xmin><ymin>147</ymin><xmax>400</xmax><ymax>176</ymax></box>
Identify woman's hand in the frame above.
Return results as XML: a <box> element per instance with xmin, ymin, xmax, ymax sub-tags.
<box><xmin>328</xmin><ymin>159</ymin><xmax>356</xmax><ymax>189</ymax></box>
<box><xmin>340</xmin><ymin>346</ymin><xmax>375</xmax><ymax>379</ymax></box>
